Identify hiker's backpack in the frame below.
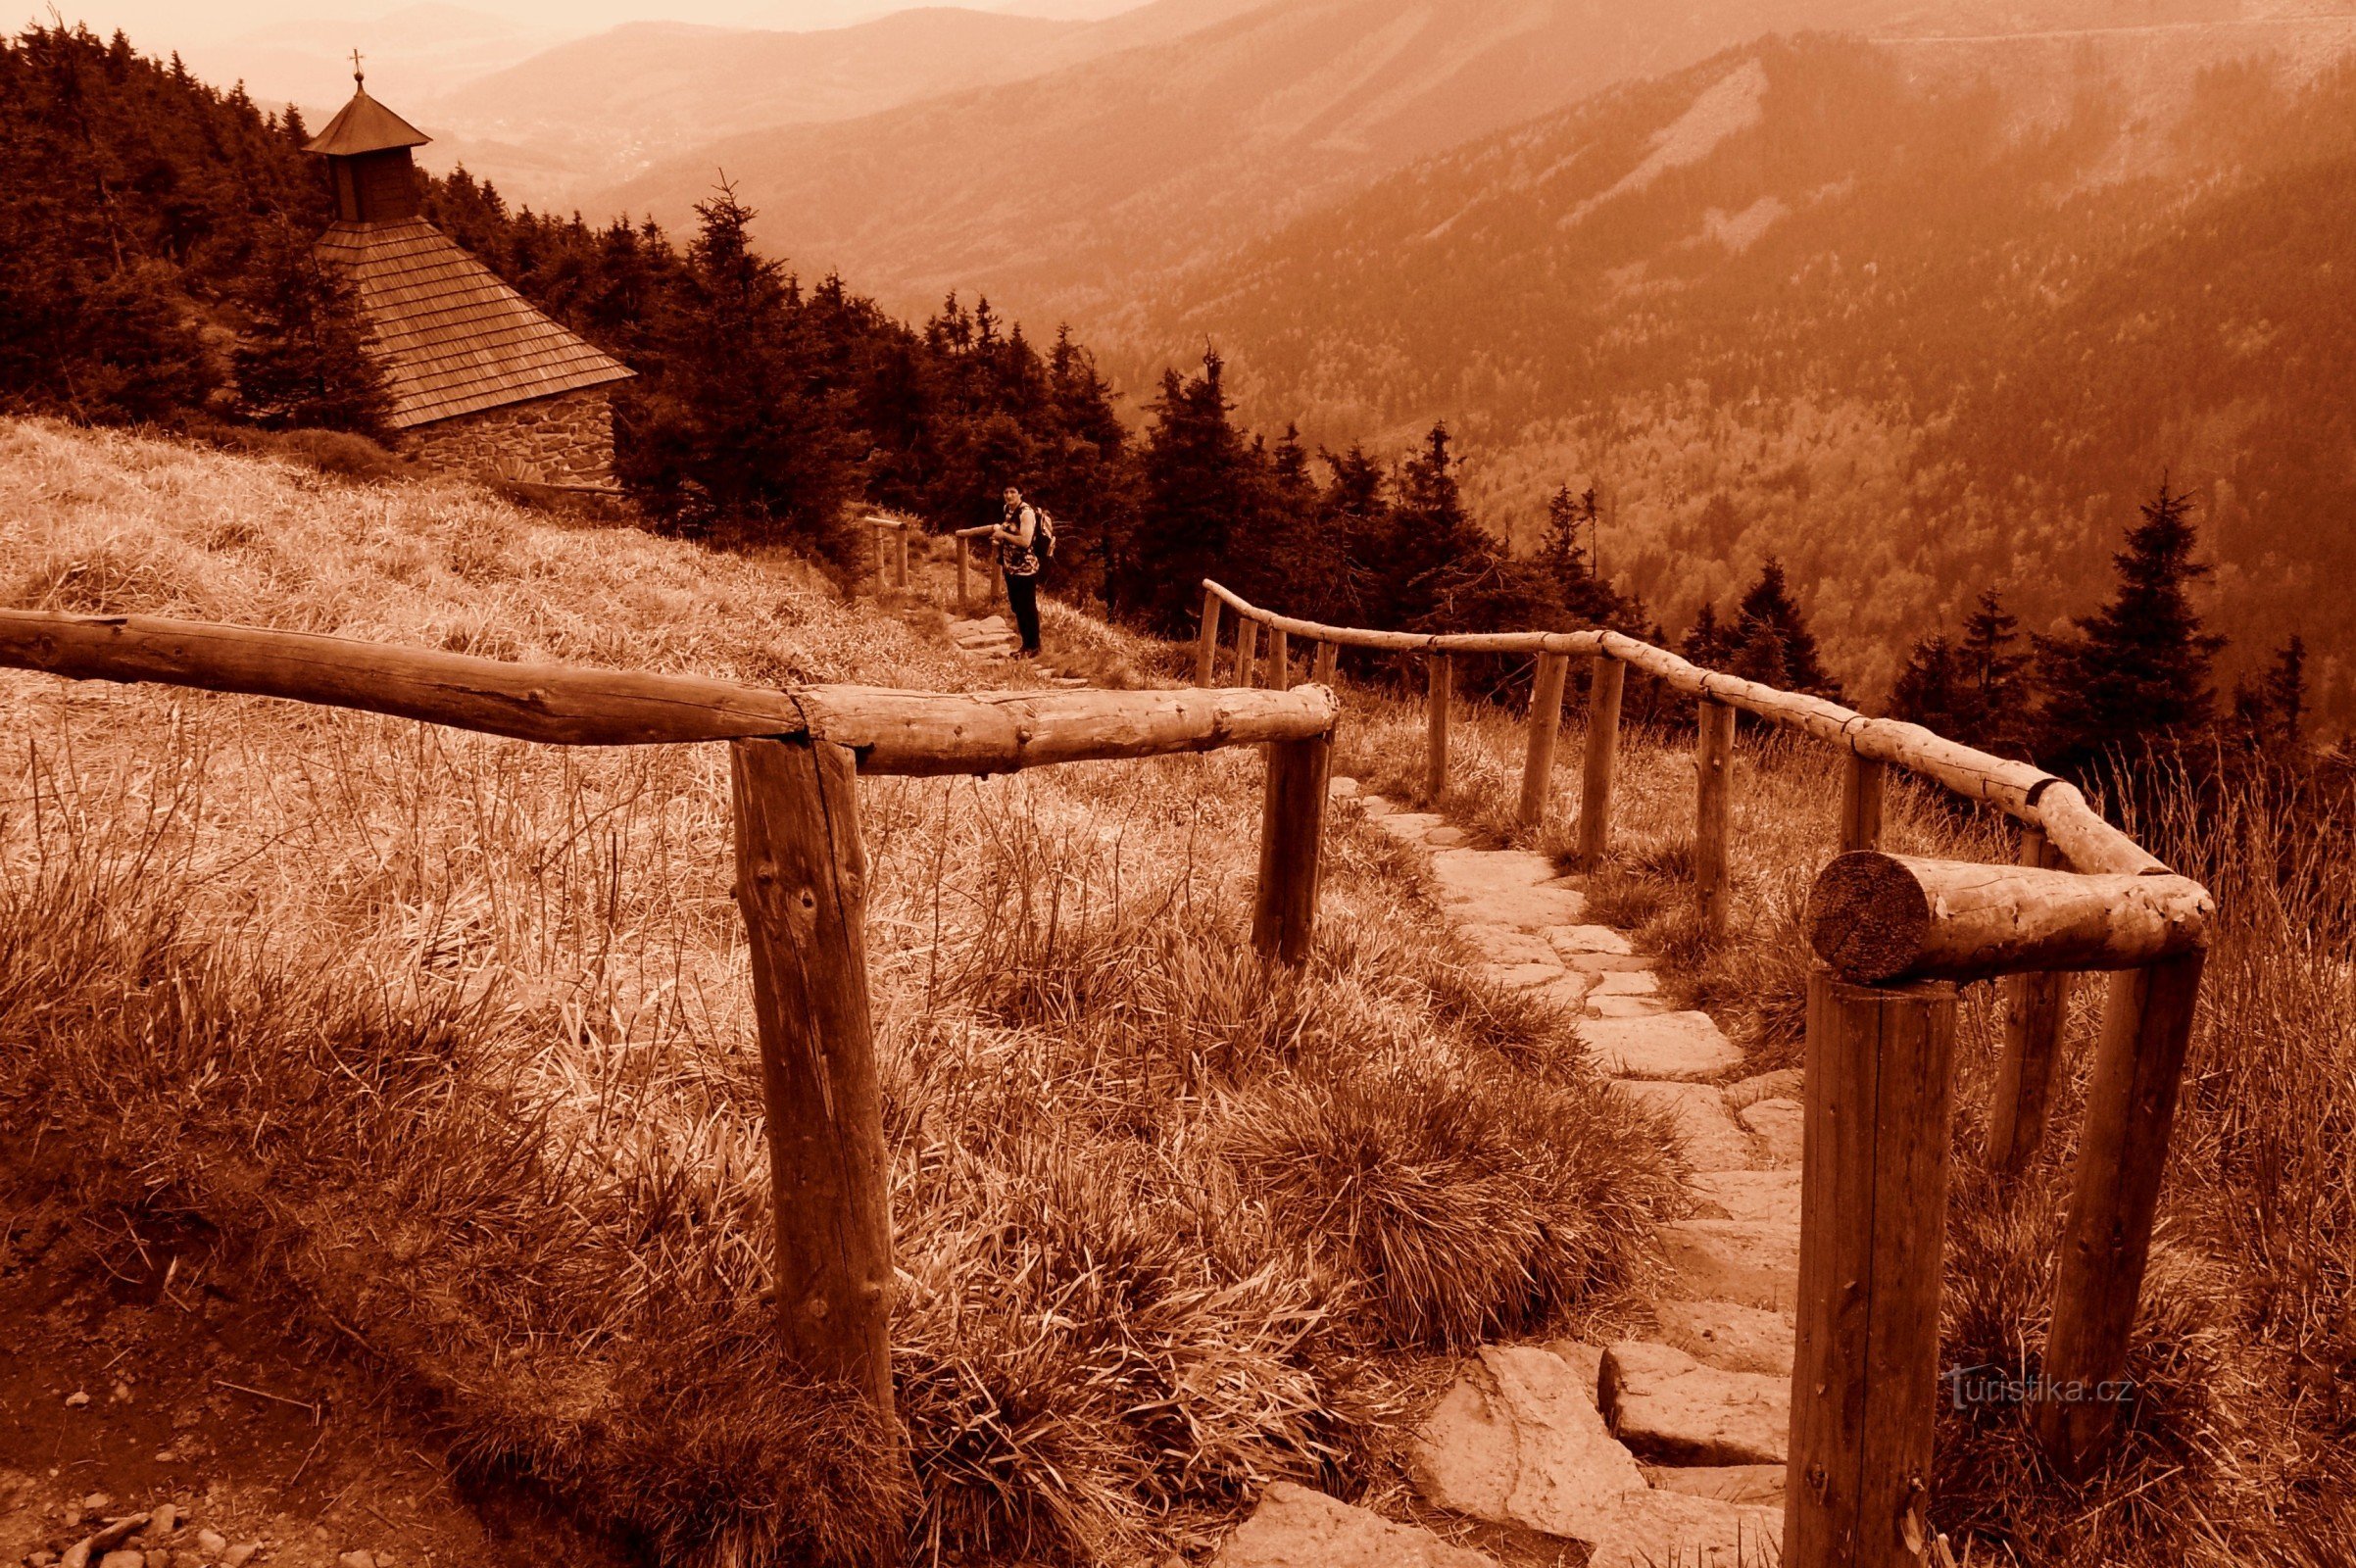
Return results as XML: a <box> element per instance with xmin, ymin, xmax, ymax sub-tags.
<box><xmin>1032</xmin><ymin>507</ymin><xmax>1057</xmax><ymax>562</ymax></box>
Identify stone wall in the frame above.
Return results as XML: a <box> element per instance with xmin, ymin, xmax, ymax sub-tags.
<box><xmin>398</xmin><ymin>386</ymin><xmax>618</xmax><ymax>486</ymax></box>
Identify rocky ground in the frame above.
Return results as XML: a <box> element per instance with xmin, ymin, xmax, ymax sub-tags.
<box><xmin>1207</xmin><ymin>779</ymin><xmax>1800</xmax><ymax>1568</ymax></box>
<box><xmin>0</xmin><ymin>1201</ymin><xmax>629</xmax><ymax>1568</ymax></box>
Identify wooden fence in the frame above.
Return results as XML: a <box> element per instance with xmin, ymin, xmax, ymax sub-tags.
<box><xmin>1199</xmin><ymin>580</ymin><xmax>2215</xmax><ymax>1561</ymax></box>
<box><xmin>863</xmin><ymin>511</ymin><xmax>912</xmax><ymax>591</ymax></box>
<box><xmin>0</xmin><ymin>607</ymin><xmax>1339</xmax><ymax>1438</ymax></box>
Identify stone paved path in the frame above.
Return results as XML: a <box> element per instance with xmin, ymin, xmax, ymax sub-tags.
<box><xmin>944</xmin><ymin>612</ymin><xmax>1089</xmax><ymax>686</ymax></box>
<box><xmin>1211</xmin><ymin>779</ymin><xmax>1799</xmax><ymax>1568</ymax></box>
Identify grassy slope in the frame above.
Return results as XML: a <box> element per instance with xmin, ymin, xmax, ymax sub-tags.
<box><xmin>0</xmin><ymin>420</ymin><xmax>1680</xmax><ymax>1567</ymax></box>
<box><xmin>1358</xmin><ymin>666</ymin><xmax>2356</xmax><ymax>1566</ymax></box>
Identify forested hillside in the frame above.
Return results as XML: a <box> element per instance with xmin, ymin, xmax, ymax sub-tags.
<box><xmin>593</xmin><ymin>0</ymin><xmax>1971</xmax><ymax>323</ymax></box>
<box><xmin>1107</xmin><ymin>18</ymin><xmax>2356</xmax><ymax>722</ymax></box>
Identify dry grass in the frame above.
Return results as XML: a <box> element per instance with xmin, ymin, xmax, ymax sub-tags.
<box><xmin>1340</xmin><ymin>655</ymin><xmax>2356</xmax><ymax>1565</ymax></box>
<box><xmin>0</xmin><ymin>419</ymin><xmax>1679</xmax><ymax>1566</ymax></box>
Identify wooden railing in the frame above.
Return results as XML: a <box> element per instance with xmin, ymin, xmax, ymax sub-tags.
<box><xmin>0</xmin><ymin>608</ymin><xmax>1340</xmax><ymax>1440</ymax></box>
<box><xmin>953</xmin><ymin>523</ymin><xmax>998</xmax><ymax>612</ymax></box>
<box><xmin>863</xmin><ymin>511</ymin><xmax>913</xmax><ymax>591</ymax></box>
<box><xmin>1200</xmin><ymin>581</ymin><xmax>2215</xmax><ymax>1560</ymax></box>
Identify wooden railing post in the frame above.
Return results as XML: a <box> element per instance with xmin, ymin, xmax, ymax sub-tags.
<box><xmin>729</xmin><ymin>737</ymin><xmax>897</xmax><ymax>1423</ymax></box>
<box><xmin>1693</xmin><ymin>697</ymin><xmax>1735</xmax><ymax>936</ymax></box>
<box><xmin>1788</xmin><ymin>970</ymin><xmax>1958</xmax><ymax>1568</ymax></box>
<box><xmin>1311</xmin><ymin>640</ymin><xmax>1338</xmax><ymax>688</ymax></box>
<box><xmin>1518</xmin><ymin>650</ymin><xmax>1570</xmax><ymax>829</ymax></box>
<box><xmin>1577</xmin><ymin>654</ymin><xmax>1625</xmax><ymax>871</ymax></box>
<box><xmin>1987</xmin><ymin>826</ymin><xmax>2072</xmax><ymax>1180</ymax></box>
<box><xmin>2037</xmin><ymin>952</ymin><xmax>2206</xmax><ymax>1479</ymax></box>
<box><xmin>1195</xmin><ymin>587</ymin><xmax>1222</xmax><ymax>687</ymax></box>
<box><xmin>1236</xmin><ymin>616</ymin><xmax>1260</xmax><ymax>690</ymax></box>
<box><xmin>1252</xmin><ymin>733</ymin><xmax>1333</xmax><ymax>964</ymax></box>
<box><xmin>1840</xmin><ymin>754</ymin><xmax>1886</xmax><ymax>854</ymax></box>
<box><xmin>895</xmin><ymin>528</ymin><xmax>909</xmax><ymax>590</ymax></box>
<box><xmin>1268</xmin><ymin>625</ymin><xmax>1291</xmax><ymax>691</ymax></box>
<box><xmin>957</xmin><ymin>537</ymin><xmax>970</xmax><ymax>611</ymax></box>
<box><xmin>1424</xmin><ymin>652</ymin><xmax>1451</xmax><ymax>803</ymax></box>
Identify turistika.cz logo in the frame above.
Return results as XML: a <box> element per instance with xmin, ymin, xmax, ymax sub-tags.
<box><xmin>1945</xmin><ymin>1365</ymin><xmax>2135</xmax><ymax>1410</ymax></box>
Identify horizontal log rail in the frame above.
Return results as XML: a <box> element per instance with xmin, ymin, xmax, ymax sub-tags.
<box><xmin>1806</xmin><ymin>852</ymin><xmax>2214</xmax><ymax>984</ymax></box>
<box><xmin>4</xmin><ymin>603</ymin><xmax>1343</xmax><ymax>1459</ymax></box>
<box><xmin>0</xmin><ymin>611</ymin><xmax>1333</xmax><ymax>774</ymax></box>
<box><xmin>1200</xmin><ymin>579</ymin><xmax>2159</xmax><ymax>875</ymax></box>
<box><xmin>1196</xmin><ymin>575</ymin><xmax>2217</xmax><ymax>1543</ymax></box>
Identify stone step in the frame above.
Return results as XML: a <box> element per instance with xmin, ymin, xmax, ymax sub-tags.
<box><xmin>1211</xmin><ymin>1483</ymin><xmax>1495</xmax><ymax>1568</ymax></box>
<box><xmin>1658</xmin><ymin>1218</ymin><xmax>1801</xmax><ymax>1311</ymax></box>
<box><xmin>1454</xmin><ymin>922</ymin><xmax>1559</xmax><ymax>968</ymax></box>
<box><xmin>1737</xmin><ymin>1097</ymin><xmax>1803</xmax><ymax>1166</ymax></box>
<box><xmin>1609</xmin><ymin>1081</ymin><xmax>1753</xmax><ymax>1174</ymax></box>
<box><xmin>1328</xmin><ymin>775</ymin><xmax>1361</xmax><ymax>801</ymax></box>
<box><xmin>1601</xmin><ymin>1341</ymin><xmax>1790</xmax><ymax>1467</ymax></box>
<box><xmin>1587</xmin><ymin>994</ymin><xmax>1671</xmax><ymax>1019</ymax></box>
<box><xmin>1479</xmin><ymin>960</ymin><xmax>1570</xmax><ymax>991</ymax></box>
<box><xmin>1430</xmin><ymin>847</ymin><xmax>1558</xmax><ymax>896</ymax></box>
<box><xmin>1547</xmin><ymin>924</ymin><xmax>1634</xmax><ymax>957</ymax></box>
<box><xmin>1589</xmin><ymin>969</ymin><xmax>1660</xmax><ymax>997</ymax></box>
<box><xmin>1587</xmin><ymin>1489</ymin><xmax>1782</xmax><ymax>1568</ymax></box>
<box><xmin>1690</xmin><ymin>1168</ymin><xmax>1800</xmax><ymax>1225</ymax></box>
<box><xmin>1445</xmin><ymin>881</ymin><xmax>1589</xmax><ymax>931</ymax></box>
<box><xmin>1409</xmin><ymin>1344</ymin><xmax>1646</xmax><ymax>1547</ymax></box>
<box><xmin>1652</xmin><ymin>1300</ymin><xmax>1795</xmax><ymax>1377</ymax></box>
<box><xmin>1373</xmin><ymin>811</ymin><xmax>1447</xmax><ymax>843</ymax></box>
<box><xmin>1724</xmin><ymin>1068</ymin><xmax>1804</xmax><ymax>1109</ymax></box>
<box><xmin>1582</xmin><ymin>1012</ymin><xmax>1744</xmax><ymax>1080</ymax></box>
<box><xmin>1641</xmin><ymin>1464</ymin><xmax>1787</xmax><ymax>1506</ymax></box>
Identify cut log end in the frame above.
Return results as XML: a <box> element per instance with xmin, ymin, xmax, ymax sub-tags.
<box><xmin>1805</xmin><ymin>851</ymin><xmax>1934</xmax><ymax>983</ymax></box>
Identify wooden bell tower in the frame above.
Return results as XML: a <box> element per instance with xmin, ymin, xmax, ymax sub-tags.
<box><xmin>304</xmin><ymin>53</ymin><xmax>430</xmax><ymax>223</ymax></box>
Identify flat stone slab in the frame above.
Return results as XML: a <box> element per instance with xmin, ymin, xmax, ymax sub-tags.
<box><xmin>1590</xmin><ymin>969</ymin><xmax>1660</xmax><ymax>997</ymax></box>
<box><xmin>1653</xmin><ymin>1299</ymin><xmax>1795</xmax><ymax>1376</ymax></box>
<box><xmin>1609</xmin><ymin>1082</ymin><xmax>1752</xmax><ymax>1173</ymax></box>
<box><xmin>1432</xmin><ymin>847</ymin><xmax>1557</xmax><ymax>894</ymax></box>
<box><xmin>1601</xmin><ymin>1342</ymin><xmax>1790</xmax><ymax>1466</ymax></box>
<box><xmin>1587</xmin><ymin>995</ymin><xmax>1671</xmax><ymax>1018</ymax></box>
<box><xmin>1445</xmin><ymin>883</ymin><xmax>1589</xmax><ymax>931</ymax></box>
<box><xmin>1358</xmin><ymin>795</ymin><xmax>1397</xmax><ymax>818</ymax></box>
<box><xmin>1527</xmin><ymin>973</ymin><xmax>1595</xmax><ymax>1010</ymax></box>
<box><xmin>1410</xmin><ymin>1344</ymin><xmax>1647</xmax><ymax>1546</ymax></box>
<box><xmin>1690</xmin><ymin>1168</ymin><xmax>1800</xmax><ymax>1225</ymax></box>
<box><xmin>1582</xmin><ymin>1013</ymin><xmax>1743</xmax><ymax>1080</ymax></box>
<box><xmin>1480</xmin><ymin>961</ymin><xmax>1569</xmax><ymax>992</ymax></box>
<box><xmin>1425</xmin><ymin>825</ymin><xmax>1471</xmax><ymax>847</ymax></box>
<box><xmin>1328</xmin><ymin>775</ymin><xmax>1361</xmax><ymax>800</ymax></box>
<box><xmin>1565</xmin><ymin>952</ymin><xmax>1655</xmax><ymax>973</ymax></box>
<box><xmin>1547</xmin><ymin>924</ymin><xmax>1634</xmax><ymax>957</ymax></box>
<box><xmin>1213</xmin><ymin>1484</ymin><xmax>1496</xmax><ymax>1568</ymax></box>
<box><xmin>1724</xmin><ymin>1068</ymin><xmax>1804</xmax><ymax>1109</ymax></box>
<box><xmin>1738</xmin><ymin>1098</ymin><xmax>1804</xmax><ymax>1166</ymax></box>
<box><xmin>1658</xmin><ymin>1219</ymin><xmax>1800</xmax><ymax>1311</ymax></box>
<box><xmin>1455</xmin><ymin>923</ymin><xmax>1560</xmax><ymax>967</ymax></box>
<box><xmin>1642</xmin><ymin>1464</ymin><xmax>1787</xmax><ymax>1506</ymax></box>
<box><xmin>1587</xmin><ymin>1488</ymin><xmax>1782</xmax><ymax>1567</ymax></box>
<box><xmin>1375</xmin><ymin>811</ymin><xmax>1447</xmax><ymax>843</ymax></box>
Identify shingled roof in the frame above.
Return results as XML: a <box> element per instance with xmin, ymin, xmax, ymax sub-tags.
<box><xmin>303</xmin><ymin>86</ymin><xmax>430</xmax><ymax>158</ymax></box>
<box><xmin>315</xmin><ymin>220</ymin><xmax>634</xmax><ymax>429</ymax></box>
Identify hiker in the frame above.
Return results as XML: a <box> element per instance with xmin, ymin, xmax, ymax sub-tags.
<box><xmin>991</xmin><ymin>485</ymin><xmax>1044</xmax><ymax>658</ymax></box>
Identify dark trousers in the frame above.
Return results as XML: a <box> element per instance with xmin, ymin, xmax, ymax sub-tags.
<box><xmin>1004</xmin><ymin>571</ymin><xmax>1041</xmax><ymax>654</ymax></box>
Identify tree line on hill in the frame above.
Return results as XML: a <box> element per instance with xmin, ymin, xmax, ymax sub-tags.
<box><xmin>0</xmin><ymin>23</ymin><xmax>2325</xmax><ymax>799</ymax></box>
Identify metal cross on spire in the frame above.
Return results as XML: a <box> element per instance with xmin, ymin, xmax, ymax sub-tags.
<box><xmin>351</xmin><ymin>48</ymin><xmax>365</xmax><ymax>86</ymax></box>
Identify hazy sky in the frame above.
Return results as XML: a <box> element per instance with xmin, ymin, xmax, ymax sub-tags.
<box><xmin>43</xmin><ymin>1</ymin><xmax>936</xmax><ymax>53</ymax></box>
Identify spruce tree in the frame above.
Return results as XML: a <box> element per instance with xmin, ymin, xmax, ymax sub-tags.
<box><xmin>1890</xmin><ymin>633</ymin><xmax>1964</xmax><ymax>734</ymax></box>
<box><xmin>1733</xmin><ymin>559</ymin><xmax>1841</xmax><ymax>699</ymax></box>
<box><xmin>1112</xmin><ymin>348</ymin><xmax>1262</xmax><ymax>632</ymax></box>
<box><xmin>1683</xmin><ymin>602</ymin><xmax>1733</xmax><ymax>669</ymax></box>
<box><xmin>621</xmin><ymin>184</ymin><xmax>861</xmax><ymax>566</ymax></box>
<box><xmin>233</xmin><ymin>221</ymin><xmax>391</xmax><ymax>433</ymax></box>
<box><xmin>2034</xmin><ymin>480</ymin><xmax>2227</xmax><ymax>775</ymax></box>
